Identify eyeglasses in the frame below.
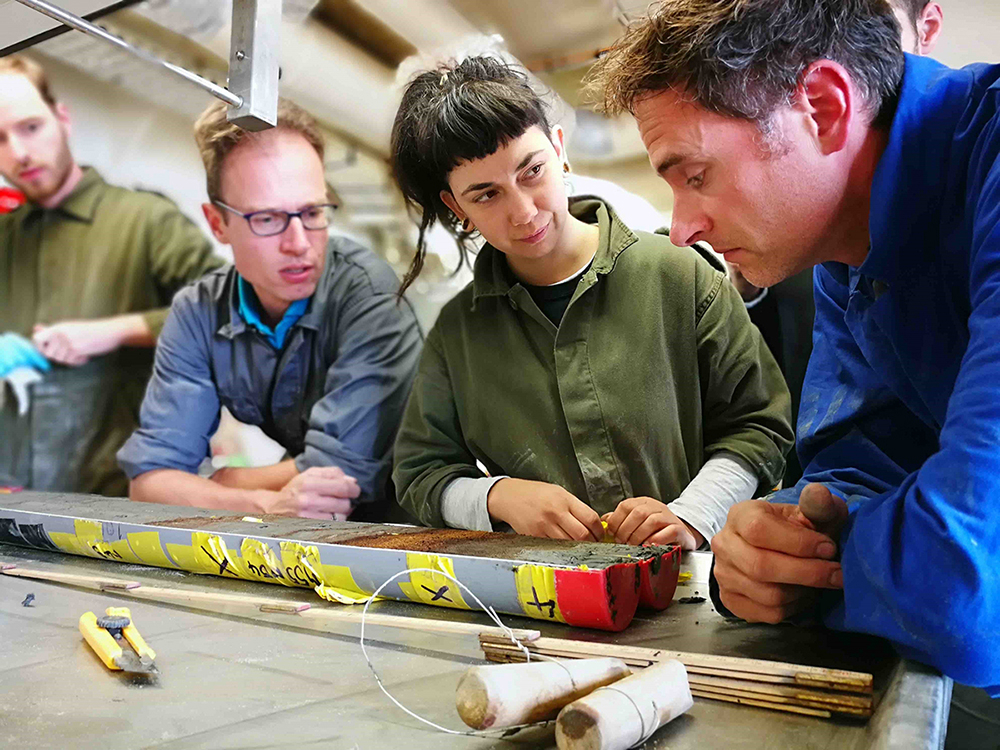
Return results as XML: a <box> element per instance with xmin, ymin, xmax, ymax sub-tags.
<box><xmin>214</xmin><ymin>200</ymin><xmax>338</xmax><ymax>237</ymax></box>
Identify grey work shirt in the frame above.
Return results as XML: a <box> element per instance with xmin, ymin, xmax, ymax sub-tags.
<box><xmin>117</xmin><ymin>236</ymin><xmax>423</xmax><ymax>517</ymax></box>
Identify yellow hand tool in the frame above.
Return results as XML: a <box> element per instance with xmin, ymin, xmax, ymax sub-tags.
<box><xmin>79</xmin><ymin>606</ymin><xmax>158</xmax><ymax>674</ymax></box>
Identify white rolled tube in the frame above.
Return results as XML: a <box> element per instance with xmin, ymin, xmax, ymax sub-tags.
<box><xmin>456</xmin><ymin>658</ymin><xmax>632</xmax><ymax>730</ymax></box>
<box><xmin>555</xmin><ymin>660</ymin><xmax>693</xmax><ymax>750</ymax></box>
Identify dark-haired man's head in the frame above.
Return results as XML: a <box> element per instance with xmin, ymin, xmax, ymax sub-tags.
<box><xmin>589</xmin><ymin>1</ymin><xmax>905</xmax><ymax>287</ymax></box>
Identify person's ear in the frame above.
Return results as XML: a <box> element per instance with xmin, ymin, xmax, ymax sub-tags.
<box><xmin>53</xmin><ymin>102</ymin><xmax>72</xmax><ymax>138</ymax></box>
<box><xmin>550</xmin><ymin>124</ymin><xmax>567</xmax><ymax>164</ymax></box>
<box><xmin>795</xmin><ymin>60</ymin><xmax>854</xmax><ymax>155</ymax></box>
<box><xmin>202</xmin><ymin>202</ymin><xmax>230</xmax><ymax>243</ymax></box>
<box><xmin>440</xmin><ymin>190</ymin><xmax>473</xmax><ymax>232</ymax></box>
<box><xmin>917</xmin><ymin>3</ymin><xmax>944</xmax><ymax>56</ymax></box>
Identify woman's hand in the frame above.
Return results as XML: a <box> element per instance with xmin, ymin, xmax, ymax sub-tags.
<box><xmin>604</xmin><ymin>496</ymin><xmax>704</xmax><ymax>549</ymax></box>
<box><xmin>487</xmin><ymin>478</ymin><xmax>604</xmax><ymax>541</ymax></box>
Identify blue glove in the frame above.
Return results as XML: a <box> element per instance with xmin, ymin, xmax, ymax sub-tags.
<box><xmin>0</xmin><ymin>332</ymin><xmax>50</xmax><ymax>378</ymax></box>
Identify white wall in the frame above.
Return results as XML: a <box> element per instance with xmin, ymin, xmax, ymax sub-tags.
<box><xmin>932</xmin><ymin>0</ymin><xmax>1000</xmax><ymax>68</ymax></box>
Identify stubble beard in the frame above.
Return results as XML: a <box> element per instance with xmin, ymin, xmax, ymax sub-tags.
<box><xmin>17</xmin><ymin>137</ymin><xmax>74</xmax><ymax>204</ymax></box>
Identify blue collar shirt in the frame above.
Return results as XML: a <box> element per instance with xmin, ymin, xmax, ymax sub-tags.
<box><xmin>236</xmin><ymin>275</ymin><xmax>309</xmax><ymax>350</ymax></box>
<box><xmin>117</xmin><ymin>236</ymin><xmax>423</xmax><ymax>517</ymax></box>
<box><xmin>775</xmin><ymin>54</ymin><xmax>1000</xmax><ymax>694</ymax></box>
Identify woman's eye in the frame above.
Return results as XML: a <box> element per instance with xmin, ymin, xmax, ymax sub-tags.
<box><xmin>527</xmin><ymin>164</ymin><xmax>543</xmax><ymax>178</ymax></box>
<box><xmin>474</xmin><ymin>190</ymin><xmax>496</xmax><ymax>203</ymax></box>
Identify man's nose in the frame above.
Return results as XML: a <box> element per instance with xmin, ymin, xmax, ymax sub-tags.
<box><xmin>669</xmin><ymin>198</ymin><xmax>711</xmax><ymax>246</ymax></box>
<box><xmin>5</xmin><ymin>135</ymin><xmax>28</xmax><ymax>164</ymax></box>
<box><xmin>280</xmin><ymin>216</ymin><xmax>311</xmax><ymax>253</ymax></box>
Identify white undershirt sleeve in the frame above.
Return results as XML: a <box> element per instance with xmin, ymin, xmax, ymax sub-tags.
<box><xmin>667</xmin><ymin>451</ymin><xmax>760</xmax><ymax>545</ymax></box>
<box><xmin>440</xmin><ymin>452</ymin><xmax>759</xmax><ymax>543</ymax></box>
<box><xmin>440</xmin><ymin>475</ymin><xmax>509</xmax><ymax>531</ymax></box>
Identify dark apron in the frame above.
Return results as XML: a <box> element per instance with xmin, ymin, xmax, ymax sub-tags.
<box><xmin>0</xmin><ymin>351</ymin><xmax>151</xmax><ymax>496</ymax></box>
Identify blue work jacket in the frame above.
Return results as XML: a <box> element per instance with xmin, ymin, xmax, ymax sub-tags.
<box><xmin>775</xmin><ymin>55</ymin><xmax>1000</xmax><ymax>694</ymax></box>
<box><xmin>117</xmin><ymin>236</ymin><xmax>423</xmax><ymax>516</ymax></box>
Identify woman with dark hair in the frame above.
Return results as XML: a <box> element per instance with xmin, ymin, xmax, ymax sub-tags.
<box><xmin>390</xmin><ymin>56</ymin><xmax>793</xmax><ymax>549</ymax></box>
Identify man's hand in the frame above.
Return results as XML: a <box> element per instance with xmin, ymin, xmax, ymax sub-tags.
<box><xmin>794</xmin><ymin>482</ymin><xmax>851</xmax><ymax>537</ymax></box>
<box><xmin>33</xmin><ymin>314</ymin><xmax>154</xmax><ymax>366</ymax></box>
<box><xmin>603</xmin><ymin>496</ymin><xmax>705</xmax><ymax>549</ymax></box>
<box><xmin>711</xmin><ymin>484</ymin><xmax>849</xmax><ymax>623</ymax></box>
<box><xmin>487</xmin><ymin>478</ymin><xmax>604</xmax><ymax>541</ymax></box>
<box><xmin>0</xmin><ymin>332</ymin><xmax>49</xmax><ymax>378</ymax></box>
<box><xmin>267</xmin><ymin>466</ymin><xmax>360</xmax><ymax>520</ymax></box>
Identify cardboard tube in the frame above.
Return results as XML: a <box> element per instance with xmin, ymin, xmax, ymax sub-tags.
<box><xmin>456</xmin><ymin>658</ymin><xmax>632</xmax><ymax>729</ymax></box>
<box><xmin>555</xmin><ymin>660</ymin><xmax>693</xmax><ymax>750</ymax></box>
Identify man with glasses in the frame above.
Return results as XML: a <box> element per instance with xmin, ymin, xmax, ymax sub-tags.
<box><xmin>117</xmin><ymin>99</ymin><xmax>423</xmax><ymax>520</ymax></box>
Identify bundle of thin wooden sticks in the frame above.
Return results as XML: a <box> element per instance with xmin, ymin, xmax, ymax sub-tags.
<box><xmin>479</xmin><ymin>633</ymin><xmax>875</xmax><ymax>720</ymax></box>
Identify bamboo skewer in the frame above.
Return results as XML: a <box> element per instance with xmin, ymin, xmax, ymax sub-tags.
<box><xmin>685</xmin><ymin>673</ymin><xmax>872</xmax><ymax>710</ymax></box>
<box><xmin>691</xmin><ymin>684</ymin><xmax>870</xmax><ymax>716</ymax></box>
<box><xmin>479</xmin><ymin>634</ymin><xmax>872</xmax><ymax>693</ymax></box>
<box><xmin>689</xmin><ymin>689</ymin><xmax>833</xmax><ymax>718</ymax></box>
<box><xmin>480</xmin><ymin>640</ymin><xmax>872</xmax><ymax>695</ymax></box>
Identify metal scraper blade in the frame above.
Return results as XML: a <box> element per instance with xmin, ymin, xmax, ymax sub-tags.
<box><xmin>112</xmin><ymin>651</ymin><xmax>159</xmax><ymax>674</ymax></box>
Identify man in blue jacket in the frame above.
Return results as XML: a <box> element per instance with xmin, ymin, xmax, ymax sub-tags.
<box><xmin>590</xmin><ymin>0</ymin><xmax>999</xmax><ymax>695</ymax></box>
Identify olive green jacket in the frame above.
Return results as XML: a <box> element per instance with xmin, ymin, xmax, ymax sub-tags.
<box><xmin>0</xmin><ymin>168</ymin><xmax>223</xmax><ymax>495</ymax></box>
<box><xmin>393</xmin><ymin>198</ymin><xmax>793</xmax><ymax>527</ymax></box>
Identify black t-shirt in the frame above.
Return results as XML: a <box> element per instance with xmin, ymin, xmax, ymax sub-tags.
<box><xmin>514</xmin><ymin>260</ymin><xmax>594</xmax><ymax>326</ymax></box>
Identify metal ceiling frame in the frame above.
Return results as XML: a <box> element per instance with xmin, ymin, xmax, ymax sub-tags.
<box><xmin>0</xmin><ymin>0</ymin><xmax>140</xmax><ymax>56</ymax></box>
<box><xmin>10</xmin><ymin>0</ymin><xmax>280</xmax><ymax>130</ymax></box>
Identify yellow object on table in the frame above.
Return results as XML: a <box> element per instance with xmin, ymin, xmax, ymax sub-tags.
<box><xmin>600</xmin><ymin>520</ymin><xmax>615</xmax><ymax>544</ymax></box>
<box><xmin>79</xmin><ymin>606</ymin><xmax>157</xmax><ymax>673</ymax></box>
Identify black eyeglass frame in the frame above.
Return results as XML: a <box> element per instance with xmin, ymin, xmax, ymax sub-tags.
<box><xmin>213</xmin><ymin>200</ymin><xmax>339</xmax><ymax>237</ymax></box>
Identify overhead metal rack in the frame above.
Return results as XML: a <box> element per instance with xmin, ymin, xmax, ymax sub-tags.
<box><xmin>11</xmin><ymin>0</ymin><xmax>280</xmax><ymax>130</ymax></box>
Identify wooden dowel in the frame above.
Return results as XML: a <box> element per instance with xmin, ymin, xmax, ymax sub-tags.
<box><xmin>555</xmin><ymin>660</ymin><xmax>693</xmax><ymax>750</ymax></box>
<box><xmin>0</xmin><ymin>566</ymin><xmax>141</xmax><ymax>590</ymax></box>
<box><xmin>0</xmin><ymin>564</ymin><xmax>541</xmax><ymax>642</ymax></box>
<box><xmin>456</xmin><ymin>659</ymin><xmax>631</xmax><ymax>729</ymax></box>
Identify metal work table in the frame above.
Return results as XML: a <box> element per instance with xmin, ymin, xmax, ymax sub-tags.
<box><xmin>0</xmin><ymin>544</ymin><xmax>951</xmax><ymax>750</ymax></box>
